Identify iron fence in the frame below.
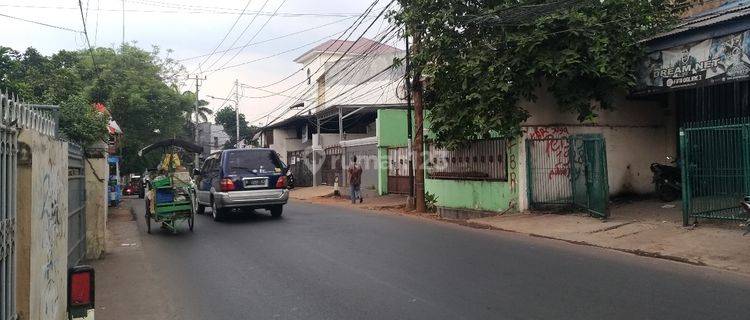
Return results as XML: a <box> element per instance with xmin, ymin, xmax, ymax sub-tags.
<box><xmin>1</xmin><ymin>91</ymin><xmax>56</xmax><ymax>320</ymax></box>
<box><xmin>426</xmin><ymin>139</ymin><xmax>508</xmax><ymax>181</ymax></box>
<box><xmin>68</xmin><ymin>144</ymin><xmax>86</xmax><ymax>267</ymax></box>
<box><xmin>527</xmin><ymin>134</ymin><xmax>609</xmax><ymax>218</ymax></box>
<box><xmin>680</xmin><ymin>119</ymin><xmax>750</xmax><ymax>225</ymax></box>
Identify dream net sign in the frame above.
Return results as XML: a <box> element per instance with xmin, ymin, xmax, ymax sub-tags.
<box><xmin>635</xmin><ymin>30</ymin><xmax>750</xmax><ymax>94</ymax></box>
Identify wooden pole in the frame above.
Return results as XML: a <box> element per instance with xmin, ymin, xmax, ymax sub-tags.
<box><xmin>411</xmin><ymin>31</ymin><xmax>426</xmax><ymax>213</ymax></box>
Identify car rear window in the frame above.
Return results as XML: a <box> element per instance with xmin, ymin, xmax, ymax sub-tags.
<box><xmin>225</xmin><ymin>150</ymin><xmax>284</xmax><ymax>175</ymax></box>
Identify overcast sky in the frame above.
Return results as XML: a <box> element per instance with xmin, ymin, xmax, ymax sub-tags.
<box><xmin>1</xmin><ymin>0</ymin><xmax>399</xmax><ymax>126</ymax></box>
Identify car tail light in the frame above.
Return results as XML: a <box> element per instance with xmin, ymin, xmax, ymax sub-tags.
<box><xmin>220</xmin><ymin>178</ymin><xmax>235</xmax><ymax>191</ymax></box>
<box><xmin>68</xmin><ymin>266</ymin><xmax>95</xmax><ymax>318</ymax></box>
<box><xmin>276</xmin><ymin>176</ymin><xmax>287</xmax><ymax>189</ymax></box>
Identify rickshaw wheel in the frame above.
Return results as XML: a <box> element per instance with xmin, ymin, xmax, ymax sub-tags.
<box><xmin>189</xmin><ymin>215</ymin><xmax>195</xmax><ymax>232</ymax></box>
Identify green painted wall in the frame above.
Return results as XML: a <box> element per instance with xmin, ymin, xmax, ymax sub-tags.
<box><xmin>425</xmin><ymin>138</ymin><xmax>521</xmax><ymax>213</ymax></box>
<box><xmin>377</xmin><ymin>109</ymin><xmax>409</xmax><ymax>147</ymax></box>
<box><xmin>377</xmin><ymin>147</ymin><xmax>388</xmax><ymax>195</ymax></box>
<box><xmin>376</xmin><ymin>109</ymin><xmax>411</xmax><ymax>195</ymax></box>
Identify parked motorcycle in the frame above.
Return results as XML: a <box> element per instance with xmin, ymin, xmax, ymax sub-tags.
<box><xmin>739</xmin><ymin>196</ymin><xmax>750</xmax><ymax>236</ymax></box>
<box><xmin>650</xmin><ymin>157</ymin><xmax>681</xmax><ymax>202</ymax></box>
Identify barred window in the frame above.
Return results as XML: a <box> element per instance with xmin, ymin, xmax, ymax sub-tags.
<box><xmin>427</xmin><ymin>139</ymin><xmax>507</xmax><ymax>181</ymax></box>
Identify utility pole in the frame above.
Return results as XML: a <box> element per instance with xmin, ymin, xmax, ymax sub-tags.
<box><xmin>405</xmin><ymin>34</ymin><xmax>415</xmax><ymax>210</ymax></box>
<box><xmin>187</xmin><ymin>74</ymin><xmax>206</xmax><ymax>169</ymax></box>
<box><xmin>411</xmin><ymin>30</ymin><xmax>426</xmax><ymax>213</ymax></box>
<box><xmin>235</xmin><ymin>79</ymin><xmax>241</xmax><ymax>148</ymax></box>
<box><xmin>121</xmin><ymin>0</ymin><xmax>125</xmax><ymax>48</ymax></box>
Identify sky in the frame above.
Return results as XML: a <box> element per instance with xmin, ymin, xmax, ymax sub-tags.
<box><xmin>1</xmin><ymin>0</ymin><xmax>400</xmax><ymax>126</ymax></box>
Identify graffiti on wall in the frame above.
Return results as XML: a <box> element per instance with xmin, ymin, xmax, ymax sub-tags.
<box><xmin>527</xmin><ymin>127</ymin><xmax>571</xmax><ymax>180</ymax></box>
<box><xmin>506</xmin><ymin>139</ymin><xmax>519</xmax><ymax>210</ymax></box>
<box><xmin>40</xmin><ymin>171</ymin><xmax>63</xmax><ymax>319</ymax></box>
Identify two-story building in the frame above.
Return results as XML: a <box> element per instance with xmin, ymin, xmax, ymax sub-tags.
<box><xmin>257</xmin><ymin>38</ymin><xmax>407</xmax><ymax>193</ymax></box>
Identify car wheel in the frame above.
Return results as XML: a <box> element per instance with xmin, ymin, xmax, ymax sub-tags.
<box><xmin>270</xmin><ymin>205</ymin><xmax>283</xmax><ymax>218</ymax></box>
<box><xmin>211</xmin><ymin>200</ymin><xmax>224</xmax><ymax>221</ymax></box>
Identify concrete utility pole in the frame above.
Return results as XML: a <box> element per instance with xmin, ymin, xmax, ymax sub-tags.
<box><xmin>235</xmin><ymin>79</ymin><xmax>240</xmax><ymax>148</ymax></box>
<box><xmin>411</xmin><ymin>31</ymin><xmax>426</xmax><ymax>213</ymax></box>
<box><xmin>187</xmin><ymin>74</ymin><xmax>206</xmax><ymax>168</ymax></box>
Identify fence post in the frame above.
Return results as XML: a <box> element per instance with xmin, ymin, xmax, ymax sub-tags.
<box><xmin>680</xmin><ymin>129</ymin><xmax>690</xmax><ymax>226</ymax></box>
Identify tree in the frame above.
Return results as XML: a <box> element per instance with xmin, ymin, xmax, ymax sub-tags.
<box><xmin>391</xmin><ymin>0</ymin><xmax>687</xmax><ymax>149</ymax></box>
<box><xmin>214</xmin><ymin>106</ymin><xmax>259</xmax><ymax>149</ymax></box>
<box><xmin>0</xmin><ymin>44</ymin><xmax>197</xmax><ymax>174</ymax></box>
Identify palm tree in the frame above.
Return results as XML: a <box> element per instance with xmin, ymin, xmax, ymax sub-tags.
<box><xmin>188</xmin><ymin>105</ymin><xmax>213</xmax><ymax>123</ymax></box>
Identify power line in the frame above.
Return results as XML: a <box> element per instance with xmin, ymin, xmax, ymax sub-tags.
<box><xmin>93</xmin><ymin>0</ymin><xmax>101</xmax><ymax>45</ymax></box>
<box><xmin>237</xmin><ymin>0</ymin><xmax>380</xmax><ymax>90</ymax></box>
<box><xmin>202</xmin><ymin>0</ymin><xmax>272</xmax><ymax>74</ymax></box>
<box><xmin>176</xmin><ymin>16</ymin><xmax>354</xmax><ymax>62</ymax></box>
<box><xmin>192</xmin><ymin>0</ymin><xmax>255</xmax><ymax>74</ymax></box>
<box><xmin>204</xmin><ymin>28</ymin><xmax>349</xmax><ymax>74</ymax></box>
<box><xmin>77</xmin><ymin>0</ymin><xmax>99</xmax><ymax>69</ymax></box>
<box><xmin>0</xmin><ymin>12</ymin><xmax>82</xmax><ymax>33</ymax></box>
<box><xmin>0</xmin><ymin>3</ymin><xmax>373</xmax><ymax>17</ymax></box>
<box><xmin>249</xmin><ymin>24</ymin><xmax>399</xmax><ymax>125</ymax></box>
<box><xmin>208</xmin><ymin>0</ymin><xmax>288</xmax><ymax>76</ymax></box>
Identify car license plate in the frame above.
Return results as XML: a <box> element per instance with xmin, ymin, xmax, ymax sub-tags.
<box><xmin>243</xmin><ymin>178</ymin><xmax>267</xmax><ymax>188</ymax></box>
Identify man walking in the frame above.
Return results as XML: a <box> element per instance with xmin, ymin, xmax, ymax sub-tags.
<box><xmin>348</xmin><ymin>156</ymin><xmax>363</xmax><ymax>204</ymax></box>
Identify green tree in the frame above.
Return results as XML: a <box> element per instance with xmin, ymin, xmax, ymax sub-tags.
<box><xmin>0</xmin><ymin>44</ymin><xmax>197</xmax><ymax>173</ymax></box>
<box><xmin>391</xmin><ymin>0</ymin><xmax>687</xmax><ymax>148</ymax></box>
<box><xmin>214</xmin><ymin>106</ymin><xmax>259</xmax><ymax>149</ymax></box>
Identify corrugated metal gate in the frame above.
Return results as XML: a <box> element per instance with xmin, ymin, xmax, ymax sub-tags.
<box><xmin>287</xmin><ymin>150</ymin><xmax>313</xmax><ymax>187</ymax></box>
<box><xmin>321</xmin><ymin>146</ymin><xmax>342</xmax><ymax>186</ymax></box>
<box><xmin>1</xmin><ymin>93</ymin><xmax>19</xmax><ymax>320</ymax></box>
<box><xmin>67</xmin><ymin>144</ymin><xmax>86</xmax><ymax>267</ymax></box>
<box><xmin>527</xmin><ymin>134</ymin><xmax>609</xmax><ymax>218</ymax></box>
<box><xmin>680</xmin><ymin>119</ymin><xmax>749</xmax><ymax>225</ymax></box>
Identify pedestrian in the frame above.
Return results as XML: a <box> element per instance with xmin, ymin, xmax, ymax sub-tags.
<box><xmin>348</xmin><ymin>156</ymin><xmax>363</xmax><ymax>204</ymax></box>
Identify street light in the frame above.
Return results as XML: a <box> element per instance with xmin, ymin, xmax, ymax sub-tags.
<box><xmin>206</xmin><ymin>92</ymin><xmax>241</xmax><ymax>149</ymax></box>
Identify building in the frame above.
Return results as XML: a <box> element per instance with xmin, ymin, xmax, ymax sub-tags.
<box><xmin>401</xmin><ymin>1</ymin><xmax>750</xmax><ymax>220</ymax></box>
<box><xmin>196</xmin><ymin>122</ymin><xmax>231</xmax><ymax>158</ymax></box>
<box><xmin>257</xmin><ymin>37</ymin><xmax>407</xmax><ymax>191</ymax></box>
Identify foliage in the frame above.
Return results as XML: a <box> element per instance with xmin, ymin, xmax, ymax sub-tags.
<box><xmin>0</xmin><ymin>44</ymin><xmax>196</xmax><ymax>173</ymax></box>
<box><xmin>424</xmin><ymin>191</ymin><xmax>438</xmax><ymax>212</ymax></box>
<box><xmin>214</xmin><ymin>106</ymin><xmax>259</xmax><ymax>149</ymax></box>
<box><xmin>59</xmin><ymin>94</ymin><xmax>109</xmax><ymax>146</ymax></box>
<box><xmin>391</xmin><ymin>0</ymin><xmax>686</xmax><ymax>148</ymax></box>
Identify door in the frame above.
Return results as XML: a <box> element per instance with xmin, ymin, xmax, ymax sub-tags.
<box><xmin>387</xmin><ymin>147</ymin><xmax>410</xmax><ymax>194</ymax></box>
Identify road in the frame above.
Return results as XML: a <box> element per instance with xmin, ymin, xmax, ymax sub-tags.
<box><xmin>116</xmin><ymin>198</ymin><xmax>750</xmax><ymax>320</ymax></box>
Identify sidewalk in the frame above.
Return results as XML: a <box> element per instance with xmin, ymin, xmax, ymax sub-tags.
<box><xmin>290</xmin><ymin>186</ymin><xmax>409</xmax><ymax>211</ymax></box>
<box><xmin>90</xmin><ymin>203</ymin><xmax>177</xmax><ymax>320</ymax></box>
<box><xmin>468</xmin><ymin>199</ymin><xmax>750</xmax><ymax>275</ymax></box>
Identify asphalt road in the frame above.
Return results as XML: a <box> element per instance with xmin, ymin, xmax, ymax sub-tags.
<box><xmin>126</xmin><ymin>198</ymin><xmax>750</xmax><ymax>320</ymax></box>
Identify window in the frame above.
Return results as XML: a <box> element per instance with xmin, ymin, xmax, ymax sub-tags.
<box><xmin>225</xmin><ymin>150</ymin><xmax>284</xmax><ymax>175</ymax></box>
<box><xmin>307</xmin><ymin>68</ymin><xmax>311</xmax><ymax>85</ymax></box>
<box><xmin>213</xmin><ymin>137</ymin><xmax>219</xmax><ymax>148</ymax></box>
<box><xmin>426</xmin><ymin>139</ymin><xmax>507</xmax><ymax>181</ymax></box>
<box><xmin>317</xmin><ymin>76</ymin><xmax>326</xmax><ymax>105</ymax></box>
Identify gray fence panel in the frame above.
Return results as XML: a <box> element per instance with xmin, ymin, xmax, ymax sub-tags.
<box><xmin>67</xmin><ymin>144</ymin><xmax>86</xmax><ymax>268</ymax></box>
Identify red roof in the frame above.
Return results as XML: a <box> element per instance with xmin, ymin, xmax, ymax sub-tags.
<box><xmin>294</xmin><ymin>38</ymin><xmax>401</xmax><ymax>63</ymax></box>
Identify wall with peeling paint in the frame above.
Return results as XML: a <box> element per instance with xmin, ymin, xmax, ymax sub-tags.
<box><xmin>519</xmin><ymin>89</ymin><xmax>672</xmax><ymax>208</ymax></box>
<box><xmin>16</xmin><ymin>129</ymin><xmax>68</xmax><ymax>320</ymax></box>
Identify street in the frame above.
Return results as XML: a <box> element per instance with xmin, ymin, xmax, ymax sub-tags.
<box><xmin>103</xmin><ymin>198</ymin><xmax>750</xmax><ymax>320</ymax></box>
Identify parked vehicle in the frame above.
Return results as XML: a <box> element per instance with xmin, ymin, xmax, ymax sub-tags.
<box><xmin>123</xmin><ymin>174</ymin><xmax>142</xmax><ymax>197</ymax></box>
<box><xmin>650</xmin><ymin>157</ymin><xmax>681</xmax><ymax>202</ymax></box>
<box><xmin>740</xmin><ymin>196</ymin><xmax>750</xmax><ymax>236</ymax></box>
<box><xmin>195</xmin><ymin>148</ymin><xmax>290</xmax><ymax>221</ymax></box>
